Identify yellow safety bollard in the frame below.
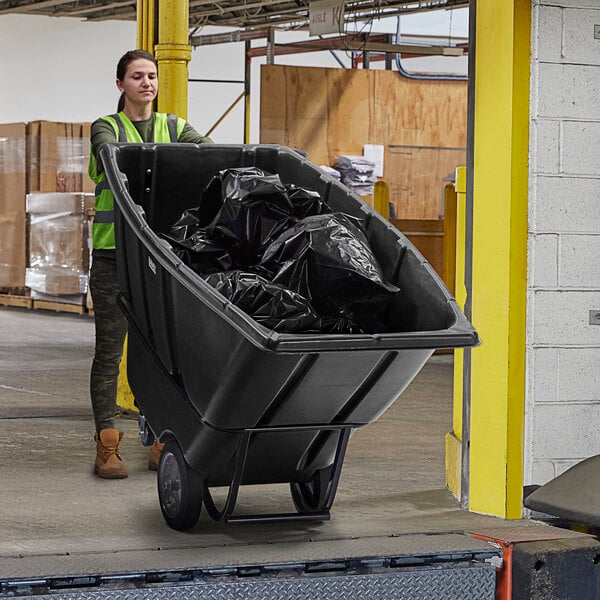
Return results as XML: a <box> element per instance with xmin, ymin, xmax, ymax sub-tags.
<box><xmin>117</xmin><ymin>335</ymin><xmax>138</xmax><ymax>413</ymax></box>
<box><xmin>445</xmin><ymin>165</ymin><xmax>466</xmax><ymax>499</ymax></box>
<box><xmin>373</xmin><ymin>180</ymin><xmax>390</xmax><ymax>219</ymax></box>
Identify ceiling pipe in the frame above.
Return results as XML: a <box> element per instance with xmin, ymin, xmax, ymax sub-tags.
<box><xmin>394</xmin><ymin>15</ymin><xmax>468</xmax><ymax>81</ymax></box>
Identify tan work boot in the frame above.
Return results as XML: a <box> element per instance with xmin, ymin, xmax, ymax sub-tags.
<box><xmin>148</xmin><ymin>439</ymin><xmax>164</xmax><ymax>471</ymax></box>
<box><xmin>94</xmin><ymin>429</ymin><xmax>128</xmax><ymax>479</ymax></box>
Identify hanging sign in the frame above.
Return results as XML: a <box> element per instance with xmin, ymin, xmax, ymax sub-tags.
<box><xmin>309</xmin><ymin>0</ymin><xmax>344</xmax><ymax>36</ymax></box>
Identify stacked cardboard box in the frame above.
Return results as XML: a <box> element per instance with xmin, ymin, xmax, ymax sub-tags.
<box><xmin>25</xmin><ymin>193</ymin><xmax>94</xmax><ymax>305</ymax></box>
<box><xmin>0</xmin><ymin>123</ymin><xmax>27</xmax><ymax>289</ymax></box>
<box><xmin>27</xmin><ymin>121</ymin><xmax>94</xmax><ymax>195</ymax></box>
<box><xmin>0</xmin><ymin>121</ymin><xmax>93</xmax><ymax>302</ymax></box>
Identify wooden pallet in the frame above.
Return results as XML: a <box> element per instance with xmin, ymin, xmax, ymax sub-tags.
<box><xmin>0</xmin><ymin>293</ymin><xmax>32</xmax><ymax>309</ymax></box>
<box><xmin>32</xmin><ymin>299</ymin><xmax>89</xmax><ymax>315</ymax></box>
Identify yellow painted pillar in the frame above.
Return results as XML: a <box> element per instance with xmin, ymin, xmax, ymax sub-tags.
<box><xmin>136</xmin><ymin>0</ymin><xmax>154</xmax><ymax>52</ymax></box>
<box><xmin>118</xmin><ymin>0</ymin><xmax>156</xmax><ymax>415</ymax></box>
<box><xmin>119</xmin><ymin>0</ymin><xmax>189</xmax><ymax>414</ymax></box>
<box><xmin>445</xmin><ymin>165</ymin><xmax>467</xmax><ymax>499</ymax></box>
<box><xmin>155</xmin><ymin>0</ymin><xmax>191</xmax><ymax>118</ymax></box>
<box><xmin>468</xmin><ymin>0</ymin><xmax>530</xmax><ymax>518</ymax></box>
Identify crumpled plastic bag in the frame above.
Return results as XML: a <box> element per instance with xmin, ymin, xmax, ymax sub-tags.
<box><xmin>287</xmin><ymin>184</ymin><xmax>329</xmax><ymax>220</ymax></box>
<box><xmin>163</xmin><ymin>169</ymin><xmax>399</xmax><ymax>334</ymax></box>
<box><xmin>204</xmin><ymin>270</ymin><xmax>321</xmax><ymax>333</ymax></box>
<box><xmin>162</xmin><ymin>209</ymin><xmax>233</xmax><ymax>274</ymax></box>
<box><xmin>260</xmin><ymin>212</ymin><xmax>400</xmax><ymax>332</ymax></box>
<box><xmin>205</xmin><ymin>167</ymin><xmax>297</xmax><ymax>266</ymax></box>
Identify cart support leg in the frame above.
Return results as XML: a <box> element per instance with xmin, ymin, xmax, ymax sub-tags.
<box><xmin>202</xmin><ymin>426</ymin><xmax>353</xmax><ymax>525</ymax></box>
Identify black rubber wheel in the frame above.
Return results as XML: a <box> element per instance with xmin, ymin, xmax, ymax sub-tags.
<box><xmin>157</xmin><ymin>439</ymin><xmax>203</xmax><ymax>530</ymax></box>
<box><xmin>290</xmin><ymin>465</ymin><xmax>334</xmax><ymax>513</ymax></box>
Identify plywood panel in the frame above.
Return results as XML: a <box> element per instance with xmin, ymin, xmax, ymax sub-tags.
<box><xmin>391</xmin><ymin>218</ymin><xmax>445</xmax><ymax>281</ymax></box>
<box><xmin>387</xmin><ymin>145</ymin><xmax>465</xmax><ymax>219</ymax></box>
<box><xmin>260</xmin><ymin>65</ymin><xmax>467</xmax><ymax>219</ymax></box>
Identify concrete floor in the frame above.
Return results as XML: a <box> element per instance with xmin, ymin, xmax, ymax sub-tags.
<box><xmin>0</xmin><ymin>305</ymin><xmax>589</xmax><ymax>582</ymax></box>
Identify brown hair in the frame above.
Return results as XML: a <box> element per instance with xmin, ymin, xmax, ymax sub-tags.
<box><xmin>116</xmin><ymin>49</ymin><xmax>158</xmax><ymax>112</ymax></box>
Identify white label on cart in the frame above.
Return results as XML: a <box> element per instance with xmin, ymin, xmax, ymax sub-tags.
<box><xmin>148</xmin><ymin>256</ymin><xmax>157</xmax><ymax>275</ymax></box>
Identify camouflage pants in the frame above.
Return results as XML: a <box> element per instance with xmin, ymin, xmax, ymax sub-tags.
<box><xmin>89</xmin><ymin>253</ymin><xmax>127</xmax><ymax>433</ymax></box>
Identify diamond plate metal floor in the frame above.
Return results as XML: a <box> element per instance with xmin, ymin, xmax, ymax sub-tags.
<box><xmin>5</xmin><ymin>564</ymin><xmax>497</xmax><ymax>600</ymax></box>
<box><xmin>2</xmin><ymin>532</ymin><xmax>500</xmax><ymax>598</ymax></box>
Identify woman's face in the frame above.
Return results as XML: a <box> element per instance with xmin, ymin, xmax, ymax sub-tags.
<box><xmin>117</xmin><ymin>58</ymin><xmax>158</xmax><ymax>107</ymax></box>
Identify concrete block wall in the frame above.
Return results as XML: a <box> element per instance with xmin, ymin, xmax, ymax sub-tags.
<box><xmin>527</xmin><ymin>0</ymin><xmax>600</xmax><ymax>485</ymax></box>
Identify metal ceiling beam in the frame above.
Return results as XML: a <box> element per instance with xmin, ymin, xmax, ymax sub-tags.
<box><xmin>0</xmin><ymin>0</ymin><xmax>78</xmax><ymax>14</ymax></box>
<box><xmin>54</xmin><ymin>0</ymin><xmax>132</xmax><ymax>16</ymax></box>
<box><xmin>188</xmin><ymin>1</ymin><xmax>467</xmax><ymax>29</ymax></box>
<box><xmin>190</xmin><ymin>27</ymin><xmax>270</xmax><ymax>46</ymax></box>
<box><xmin>189</xmin><ymin>0</ymin><xmax>283</xmax><ymax>8</ymax></box>
<box><xmin>0</xmin><ymin>0</ymin><xmax>469</xmax><ymax>27</ymax></box>
<box><xmin>246</xmin><ymin>37</ymin><xmax>465</xmax><ymax>58</ymax></box>
<box><xmin>83</xmin><ymin>4</ymin><xmax>135</xmax><ymax>18</ymax></box>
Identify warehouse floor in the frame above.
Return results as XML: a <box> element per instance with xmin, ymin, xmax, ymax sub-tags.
<box><xmin>0</xmin><ymin>305</ymin><xmax>593</xmax><ymax>586</ymax></box>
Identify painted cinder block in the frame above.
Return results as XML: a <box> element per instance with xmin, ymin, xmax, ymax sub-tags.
<box><xmin>531</xmin><ymin>119</ymin><xmax>560</xmax><ymax>175</ymax></box>
<box><xmin>558</xmin><ymin>348</ymin><xmax>600</xmax><ymax>401</ymax></box>
<box><xmin>532</xmin><ymin>290</ymin><xmax>600</xmax><ymax>346</ymax></box>
<box><xmin>531</xmin><ymin>403</ymin><xmax>600</xmax><ymax>459</ymax></box>
<box><xmin>530</xmin><ymin>347</ymin><xmax>559</xmax><ymax>402</ymax></box>
<box><xmin>529</xmin><ymin>459</ymin><xmax>560</xmax><ymax>484</ymax></box>
<box><xmin>534</xmin><ymin>176</ymin><xmax>600</xmax><ymax>234</ymax></box>
<box><xmin>530</xmin><ymin>234</ymin><xmax>559</xmax><ymax>288</ymax></box>
<box><xmin>528</xmin><ymin>1</ymin><xmax>600</xmax><ymax>499</ymax></box>
<box><xmin>538</xmin><ymin>63</ymin><xmax>600</xmax><ymax>120</ymax></box>
<box><xmin>561</xmin><ymin>8</ymin><xmax>600</xmax><ymax>66</ymax></box>
<box><xmin>559</xmin><ymin>234</ymin><xmax>600</xmax><ymax>288</ymax></box>
<box><xmin>562</xmin><ymin>121</ymin><xmax>600</xmax><ymax>176</ymax></box>
<box><xmin>529</xmin><ymin>458</ymin><xmax>588</xmax><ymax>486</ymax></box>
<box><xmin>535</xmin><ymin>5</ymin><xmax>563</xmax><ymax>63</ymax></box>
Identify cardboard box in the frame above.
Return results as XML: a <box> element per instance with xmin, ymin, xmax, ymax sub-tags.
<box><xmin>29</xmin><ymin>289</ymin><xmax>87</xmax><ymax>307</ymax></box>
<box><xmin>26</xmin><ymin>191</ymin><xmax>94</xmax><ymax>215</ymax></box>
<box><xmin>0</xmin><ymin>120</ymin><xmax>93</xmax><ymax>292</ymax></box>
<box><xmin>26</xmin><ymin>192</ymin><xmax>94</xmax><ymax>297</ymax></box>
<box><xmin>27</xmin><ymin>121</ymin><xmax>93</xmax><ymax>193</ymax></box>
<box><xmin>81</xmin><ymin>122</ymin><xmax>94</xmax><ymax>194</ymax></box>
<box><xmin>25</xmin><ymin>268</ymin><xmax>87</xmax><ymax>296</ymax></box>
<box><xmin>0</xmin><ymin>123</ymin><xmax>27</xmax><ymax>288</ymax></box>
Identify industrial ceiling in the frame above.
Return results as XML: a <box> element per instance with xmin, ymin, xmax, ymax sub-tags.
<box><xmin>0</xmin><ymin>0</ymin><xmax>468</xmax><ymax>30</ymax></box>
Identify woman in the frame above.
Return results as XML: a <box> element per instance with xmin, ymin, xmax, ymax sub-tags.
<box><xmin>89</xmin><ymin>49</ymin><xmax>212</xmax><ymax>479</ymax></box>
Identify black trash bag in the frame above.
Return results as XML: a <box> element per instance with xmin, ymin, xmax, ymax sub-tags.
<box><xmin>287</xmin><ymin>184</ymin><xmax>331</xmax><ymax>220</ymax></box>
<box><xmin>163</xmin><ymin>208</ymin><xmax>202</xmax><ymax>242</ymax></box>
<box><xmin>260</xmin><ymin>213</ymin><xmax>400</xmax><ymax>333</ymax></box>
<box><xmin>206</xmin><ymin>167</ymin><xmax>297</xmax><ymax>267</ymax></box>
<box><xmin>162</xmin><ymin>210</ymin><xmax>233</xmax><ymax>274</ymax></box>
<box><xmin>198</xmin><ymin>167</ymin><xmax>265</xmax><ymax>227</ymax></box>
<box><xmin>173</xmin><ymin>230</ymin><xmax>234</xmax><ymax>275</ymax></box>
<box><xmin>319</xmin><ymin>312</ymin><xmax>390</xmax><ymax>334</ymax></box>
<box><xmin>204</xmin><ymin>270</ymin><xmax>321</xmax><ymax>333</ymax></box>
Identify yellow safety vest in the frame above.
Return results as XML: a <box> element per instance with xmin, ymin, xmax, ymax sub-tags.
<box><xmin>88</xmin><ymin>112</ymin><xmax>185</xmax><ymax>250</ymax></box>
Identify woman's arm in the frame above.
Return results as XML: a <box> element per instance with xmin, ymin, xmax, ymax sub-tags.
<box><xmin>90</xmin><ymin>118</ymin><xmax>118</xmax><ymax>169</ymax></box>
<box><xmin>179</xmin><ymin>121</ymin><xmax>213</xmax><ymax>144</ymax></box>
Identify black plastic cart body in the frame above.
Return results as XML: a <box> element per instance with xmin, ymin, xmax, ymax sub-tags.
<box><xmin>101</xmin><ymin>143</ymin><xmax>479</xmax><ymax>530</ymax></box>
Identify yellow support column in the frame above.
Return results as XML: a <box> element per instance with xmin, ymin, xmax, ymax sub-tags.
<box><xmin>446</xmin><ymin>166</ymin><xmax>467</xmax><ymax>499</ymax></box>
<box><xmin>119</xmin><ymin>0</ymin><xmax>154</xmax><ymax>415</ymax></box>
<box><xmin>120</xmin><ymin>0</ymin><xmax>190</xmax><ymax>414</ymax></box>
<box><xmin>469</xmin><ymin>0</ymin><xmax>530</xmax><ymax>518</ymax></box>
<box><xmin>136</xmin><ymin>0</ymin><xmax>154</xmax><ymax>52</ymax></box>
<box><xmin>155</xmin><ymin>0</ymin><xmax>192</xmax><ymax>118</ymax></box>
